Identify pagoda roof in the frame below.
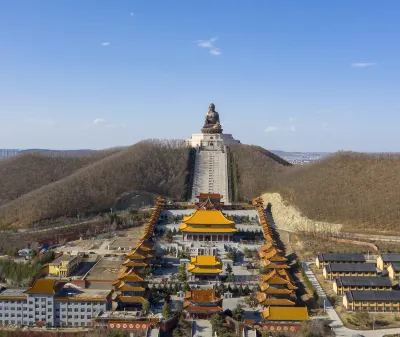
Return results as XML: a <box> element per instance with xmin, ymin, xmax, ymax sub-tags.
<box><xmin>180</xmin><ymin>224</ymin><xmax>236</xmax><ymax>233</ymax></box>
<box><xmin>256</xmin><ymin>293</ymin><xmax>295</xmax><ymax>306</ymax></box>
<box><xmin>264</xmin><ymin>234</ymin><xmax>275</xmax><ymax>242</ymax></box>
<box><xmin>188</xmin><ymin>267</ymin><xmax>223</xmax><ymax>274</ymax></box>
<box><xmin>260</xmin><ymin>242</ymin><xmax>275</xmax><ymax>252</ymax></box>
<box><xmin>259</xmin><ymin>277</ymin><xmax>297</xmax><ymax>290</ymax></box>
<box><xmin>259</xmin><ymin>250</ymin><xmax>288</xmax><ymax>262</ymax></box>
<box><xmin>259</xmin><ymin>284</ymin><xmax>294</xmax><ymax>295</ymax></box>
<box><xmin>184</xmin><ymin>305</ymin><xmax>223</xmax><ymax>313</ymax></box>
<box><xmin>115</xmin><ymin>295</ymin><xmax>146</xmax><ymax>303</ymax></box>
<box><xmin>25</xmin><ymin>279</ymin><xmax>65</xmax><ymax>295</ymax></box>
<box><xmin>122</xmin><ymin>261</ymin><xmax>148</xmax><ymax>267</ymax></box>
<box><xmin>262</xmin><ymin>306</ymin><xmax>309</xmax><ymax>321</ymax></box>
<box><xmin>116</xmin><ymin>282</ymin><xmax>145</xmax><ymax>292</ymax></box>
<box><xmin>190</xmin><ymin>255</ymin><xmax>221</xmax><ymax>266</ymax></box>
<box><xmin>182</xmin><ymin>210</ymin><xmax>234</xmax><ymax>225</ymax></box>
<box><xmin>197</xmin><ymin>193</ymin><xmax>223</xmax><ymax>199</ymax></box>
<box><xmin>261</xmin><ymin>260</ymin><xmax>290</xmax><ymax>269</ymax></box>
<box><xmin>185</xmin><ymin>289</ymin><xmax>220</xmax><ymax>303</ymax></box>
<box><xmin>116</xmin><ymin>269</ymin><xmax>145</xmax><ymax>282</ymax></box>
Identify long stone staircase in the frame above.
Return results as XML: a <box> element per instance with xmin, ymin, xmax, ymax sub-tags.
<box><xmin>191</xmin><ymin>146</ymin><xmax>229</xmax><ymax>203</ymax></box>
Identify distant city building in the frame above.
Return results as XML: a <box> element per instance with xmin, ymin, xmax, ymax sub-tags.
<box><xmin>0</xmin><ymin>149</ymin><xmax>20</xmax><ymax>159</ymax></box>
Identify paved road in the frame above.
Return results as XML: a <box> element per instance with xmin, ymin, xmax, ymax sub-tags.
<box><xmin>193</xmin><ymin>320</ymin><xmax>212</xmax><ymax>337</ymax></box>
<box><xmin>304</xmin><ymin>262</ymin><xmax>400</xmax><ymax>337</ymax></box>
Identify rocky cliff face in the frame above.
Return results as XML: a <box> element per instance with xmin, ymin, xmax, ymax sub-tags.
<box><xmin>261</xmin><ymin>192</ymin><xmax>342</xmax><ymax>235</ymax></box>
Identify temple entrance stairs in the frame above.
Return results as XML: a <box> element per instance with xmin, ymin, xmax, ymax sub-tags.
<box><xmin>191</xmin><ymin>147</ymin><xmax>229</xmax><ymax>203</ymax></box>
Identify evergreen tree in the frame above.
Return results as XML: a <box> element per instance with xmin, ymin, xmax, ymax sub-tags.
<box><xmin>142</xmin><ymin>300</ymin><xmax>150</xmax><ymax>315</ymax></box>
<box><xmin>161</xmin><ymin>302</ymin><xmax>172</xmax><ymax>319</ymax></box>
<box><xmin>232</xmin><ymin>303</ymin><xmax>245</xmax><ymax>321</ymax></box>
<box><xmin>177</xmin><ymin>263</ymin><xmax>188</xmax><ymax>282</ymax></box>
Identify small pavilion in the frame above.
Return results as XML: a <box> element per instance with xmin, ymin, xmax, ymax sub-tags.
<box><xmin>187</xmin><ymin>255</ymin><xmax>223</xmax><ymax>281</ymax></box>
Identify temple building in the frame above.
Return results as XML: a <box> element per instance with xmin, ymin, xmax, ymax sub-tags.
<box><xmin>183</xmin><ymin>289</ymin><xmax>223</xmax><ymax>319</ymax></box>
<box><xmin>260</xmin><ymin>306</ymin><xmax>309</xmax><ymax>333</ymax></box>
<box><xmin>257</xmin><ymin>269</ymin><xmax>297</xmax><ymax>306</ymax></box>
<box><xmin>111</xmin><ymin>198</ymin><xmax>165</xmax><ymax>311</ymax></box>
<box><xmin>187</xmin><ymin>255</ymin><xmax>223</xmax><ymax>281</ymax></box>
<box><xmin>113</xmin><ymin>267</ymin><xmax>148</xmax><ymax>310</ymax></box>
<box><xmin>180</xmin><ymin>209</ymin><xmax>237</xmax><ymax>243</ymax></box>
<box><xmin>122</xmin><ymin>241</ymin><xmax>155</xmax><ymax>270</ymax></box>
<box><xmin>259</xmin><ymin>247</ymin><xmax>290</xmax><ymax>270</ymax></box>
<box><xmin>196</xmin><ymin>193</ymin><xmax>224</xmax><ymax>209</ymax></box>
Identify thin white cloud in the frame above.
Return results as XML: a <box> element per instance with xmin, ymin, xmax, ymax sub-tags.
<box><xmin>265</xmin><ymin>126</ymin><xmax>278</xmax><ymax>133</ymax></box>
<box><xmin>265</xmin><ymin>126</ymin><xmax>296</xmax><ymax>133</ymax></box>
<box><xmin>197</xmin><ymin>37</ymin><xmax>217</xmax><ymax>49</ymax></box>
<box><xmin>288</xmin><ymin>117</ymin><xmax>296</xmax><ymax>122</ymax></box>
<box><xmin>196</xmin><ymin>37</ymin><xmax>222</xmax><ymax>56</ymax></box>
<box><xmin>351</xmin><ymin>62</ymin><xmax>376</xmax><ymax>68</ymax></box>
<box><xmin>93</xmin><ymin>118</ymin><xmax>106</xmax><ymax>125</ymax></box>
<box><xmin>210</xmin><ymin>49</ymin><xmax>222</xmax><ymax>56</ymax></box>
<box><xmin>101</xmin><ymin>42</ymin><xmax>111</xmax><ymax>47</ymax></box>
<box><xmin>130</xmin><ymin>12</ymin><xmax>134</xmax><ymax>17</ymax></box>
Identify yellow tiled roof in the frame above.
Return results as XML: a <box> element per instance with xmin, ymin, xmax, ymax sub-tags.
<box><xmin>180</xmin><ymin>224</ymin><xmax>236</xmax><ymax>233</ymax></box>
<box><xmin>261</xmin><ymin>260</ymin><xmax>290</xmax><ymax>269</ymax></box>
<box><xmin>262</xmin><ymin>299</ymin><xmax>296</xmax><ymax>306</ymax></box>
<box><xmin>262</xmin><ymin>306</ymin><xmax>309</xmax><ymax>321</ymax></box>
<box><xmin>183</xmin><ymin>210</ymin><xmax>234</xmax><ymax>225</ymax></box>
<box><xmin>25</xmin><ymin>279</ymin><xmax>64</xmax><ymax>295</ymax></box>
<box><xmin>116</xmin><ymin>295</ymin><xmax>146</xmax><ymax>303</ymax></box>
<box><xmin>117</xmin><ymin>282</ymin><xmax>145</xmax><ymax>292</ymax></box>
<box><xmin>190</xmin><ymin>255</ymin><xmax>221</xmax><ymax>266</ymax></box>
<box><xmin>123</xmin><ymin>261</ymin><xmax>148</xmax><ymax>267</ymax></box>
<box><xmin>256</xmin><ymin>292</ymin><xmax>295</xmax><ymax>306</ymax></box>
<box><xmin>187</xmin><ymin>267</ymin><xmax>223</xmax><ymax>274</ymax></box>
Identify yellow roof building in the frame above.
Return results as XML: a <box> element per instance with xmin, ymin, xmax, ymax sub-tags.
<box><xmin>180</xmin><ymin>210</ymin><xmax>237</xmax><ymax>234</ymax></box>
<box><xmin>262</xmin><ymin>306</ymin><xmax>309</xmax><ymax>321</ymax></box>
<box><xmin>188</xmin><ymin>255</ymin><xmax>223</xmax><ymax>274</ymax></box>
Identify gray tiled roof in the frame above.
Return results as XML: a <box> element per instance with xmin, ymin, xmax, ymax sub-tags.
<box><xmin>335</xmin><ymin>276</ymin><xmax>392</xmax><ymax>287</ymax></box>
<box><xmin>390</xmin><ymin>262</ymin><xmax>400</xmax><ymax>271</ymax></box>
<box><xmin>325</xmin><ymin>263</ymin><xmax>376</xmax><ymax>273</ymax></box>
<box><xmin>381</xmin><ymin>254</ymin><xmax>400</xmax><ymax>262</ymax></box>
<box><xmin>346</xmin><ymin>290</ymin><xmax>400</xmax><ymax>302</ymax></box>
<box><xmin>318</xmin><ymin>253</ymin><xmax>365</xmax><ymax>263</ymax></box>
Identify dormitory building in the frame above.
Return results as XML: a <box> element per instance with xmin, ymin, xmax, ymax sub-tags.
<box><xmin>0</xmin><ymin>279</ymin><xmax>111</xmax><ymax>327</ymax></box>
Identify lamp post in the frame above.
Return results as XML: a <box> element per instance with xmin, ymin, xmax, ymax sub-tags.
<box><xmin>373</xmin><ymin>316</ymin><xmax>375</xmax><ymax>330</ymax></box>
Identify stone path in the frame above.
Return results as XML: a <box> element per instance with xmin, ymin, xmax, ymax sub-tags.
<box><xmin>193</xmin><ymin>319</ymin><xmax>213</xmax><ymax>337</ymax></box>
<box><xmin>304</xmin><ymin>262</ymin><xmax>400</xmax><ymax>337</ymax></box>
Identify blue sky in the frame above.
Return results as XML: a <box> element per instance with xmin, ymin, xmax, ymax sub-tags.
<box><xmin>1</xmin><ymin>1</ymin><xmax>399</xmax><ymax>152</ymax></box>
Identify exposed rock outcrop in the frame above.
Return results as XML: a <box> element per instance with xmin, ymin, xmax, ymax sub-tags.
<box><xmin>261</xmin><ymin>192</ymin><xmax>342</xmax><ymax>235</ymax></box>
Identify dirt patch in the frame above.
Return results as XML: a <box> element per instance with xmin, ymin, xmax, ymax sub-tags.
<box><xmin>288</xmin><ymin>233</ymin><xmax>367</xmax><ymax>261</ymax></box>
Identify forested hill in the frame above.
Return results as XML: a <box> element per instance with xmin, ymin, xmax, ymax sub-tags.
<box><xmin>227</xmin><ymin>144</ymin><xmax>290</xmax><ymax>201</ymax></box>
<box><xmin>274</xmin><ymin>152</ymin><xmax>400</xmax><ymax>232</ymax></box>
<box><xmin>0</xmin><ymin>140</ymin><xmax>192</xmax><ymax>228</ymax></box>
<box><xmin>0</xmin><ymin>150</ymin><xmax>120</xmax><ymax>206</ymax></box>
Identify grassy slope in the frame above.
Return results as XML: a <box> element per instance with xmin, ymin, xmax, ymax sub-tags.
<box><xmin>0</xmin><ymin>141</ymin><xmax>190</xmax><ymax>228</ymax></box>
